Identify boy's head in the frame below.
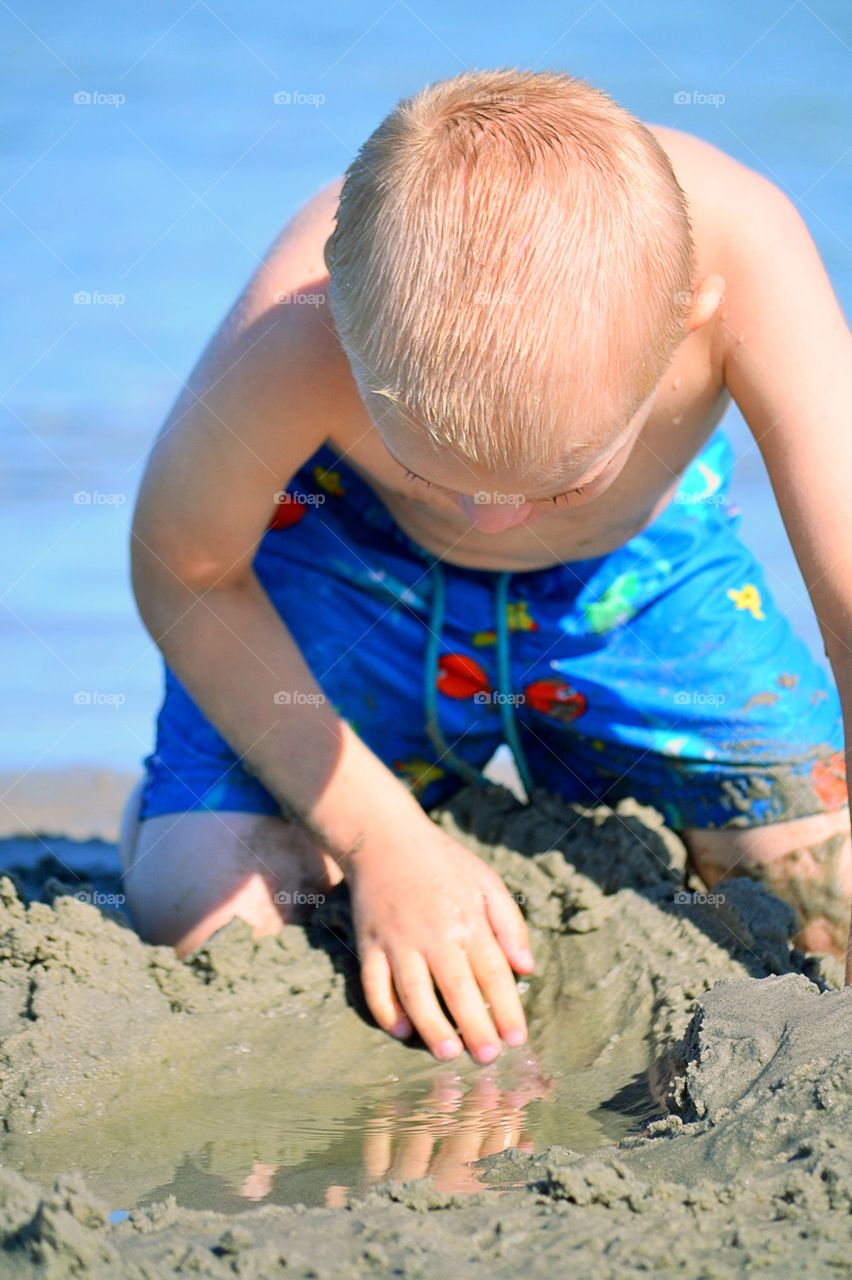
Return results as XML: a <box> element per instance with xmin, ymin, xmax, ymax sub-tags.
<box><xmin>326</xmin><ymin>69</ymin><xmax>697</xmax><ymax>513</ymax></box>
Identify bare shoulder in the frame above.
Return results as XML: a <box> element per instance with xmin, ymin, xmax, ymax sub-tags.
<box><xmin>646</xmin><ymin>124</ymin><xmax>775</xmax><ymax>204</ymax></box>
<box><xmin>137</xmin><ymin>177</ymin><xmax>354</xmax><ymax>574</ymax></box>
<box><xmin>226</xmin><ymin>175</ymin><xmax>347</xmax><ymax>372</ymax></box>
<box><xmin>646</xmin><ymin>124</ymin><xmax>820</xmax><ymax>363</ymax></box>
<box><xmin>176</xmin><ymin>175</ymin><xmax>354</xmax><ymax>448</ymax></box>
<box><xmin>645</xmin><ymin>123</ymin><xmax>806</xmax><ymax>267</ymax></box>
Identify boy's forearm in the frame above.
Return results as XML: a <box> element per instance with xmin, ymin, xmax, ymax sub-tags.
<box><xmin>133</xmin><ymin>565</ymin><xmax>424</xmax><ymax>871</ymax></box>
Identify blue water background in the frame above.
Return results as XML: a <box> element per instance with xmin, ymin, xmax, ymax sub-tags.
<box><xmin>1</xmin><ymin>1</ymin><xmax>850</xmax><ymax>772</ymax></box>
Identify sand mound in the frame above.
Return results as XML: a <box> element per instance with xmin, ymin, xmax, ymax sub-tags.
<box><xmin>0</xmin><ymin>786</ymin><xmax>848</xmax><ymax>1278</ymax></box>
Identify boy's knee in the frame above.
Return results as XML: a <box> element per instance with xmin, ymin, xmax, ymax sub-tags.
<box><xmin>117</xmin><ymin>777</ymin><xmax>145</xmax><ymax>873</ymax></box>
<box><xmin>120</xmin><ymin>810</ymin><xmax>337</xmax><ymax>956</ymax></box>
<box><xmin>682</xmin><ymin>807</ymin><xmax>851</xmax><ymax>959</ymax></box>
<box><xmin>682</xmin><ymin>807</ymin><xmax>849</xmax><ymax>875</ymax></box>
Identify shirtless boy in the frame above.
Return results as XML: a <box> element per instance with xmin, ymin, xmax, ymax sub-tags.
<box><xmin>122</xmin><ymin>70</ymin><xmax>852</xmax><ymax>1065</ymax></box>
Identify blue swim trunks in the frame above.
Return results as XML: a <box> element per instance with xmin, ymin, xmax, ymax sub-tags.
<box><xmin>139</xmin><ymin>428</ymin><xmax>847</xmax><ymax>830</ymax></box>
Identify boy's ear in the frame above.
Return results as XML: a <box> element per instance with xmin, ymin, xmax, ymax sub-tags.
<box><xmin>685</xmin><ymin>274</ymin><xmax>726</xmax><ymax>333</ymax></box>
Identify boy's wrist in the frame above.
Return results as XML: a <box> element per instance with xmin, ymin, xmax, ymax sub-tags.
<box><xmin>306</xmin><ymin>793</ymin><xmax>425</xmax><ymax>881</ymax></box>
<box><xmin>290</xmin><ymin>722</ymin><xmax>428</xmax><ymax>877</ymax></box>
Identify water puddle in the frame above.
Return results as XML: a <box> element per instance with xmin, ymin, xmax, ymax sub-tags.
<box><xmin>93</xmin><ymin>1059</ymin><xmax>657</xmax><ymax>1216</ymax></box>
<box><xmin>0</xmin><ymin>835</ymin><xmax>663</xmax><ymax>1216</ymax></box>
<box><xmin>108</xmin><ymin>989</ymin><xmax>659</xmax><ymax>1213</ymax></box>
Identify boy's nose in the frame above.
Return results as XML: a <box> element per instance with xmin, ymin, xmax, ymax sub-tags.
<box><xmin>457</xmin><ymin>495</ymin><xmax>534</xmax><ymax>532</ymax></box>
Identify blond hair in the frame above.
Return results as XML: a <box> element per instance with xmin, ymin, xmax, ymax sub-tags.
<box><xmin>326</xmin><ymin>69</ymin><xmax>695</xmax><ymax>473</ymax></box>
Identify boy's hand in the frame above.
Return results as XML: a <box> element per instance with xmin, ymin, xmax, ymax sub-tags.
<box><xmin>347</xmin><ymin>813</ymin><xmax>535</xmax><ymax>1063</ymax></box>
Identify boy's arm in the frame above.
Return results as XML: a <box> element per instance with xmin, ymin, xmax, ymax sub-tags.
<box><xmin>131</xmin><ymin>177</ymin><xmax>389</xmax><ymax>852</ymax></box>
<box><xmin>718</xmin><ymin>161</ymin><xmax>852</xmax><ymax>981</ymax></box>
<box><xmin>132</xmin><ymin>182</ymin><xmax>532</xmax><ymax>1056</ymax></box>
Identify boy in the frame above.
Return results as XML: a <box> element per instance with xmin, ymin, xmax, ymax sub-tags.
<box><xmin>122</xmin><ymin>70</ymin><xmax>852</xmax><ymax>1066</ymax></box>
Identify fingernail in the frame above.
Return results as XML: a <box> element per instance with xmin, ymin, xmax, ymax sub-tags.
<box><xmin>435</xmin><ymin>1038</ymin><xmax>463</xmax><ymax>1060</ymax></box>
<box><xmin>475</xmin><ymin>1043</ymin><xmax>500</xmax><ymax>1064</ymax></box>
<box><xmin>390</xmin><ymin>1018</ymin><xmax>412</xmax><ymax>1039</ymax></box>
<box><xmin>516</xmin><ymin>949</ymin><xmax>535</xmax><ymax>971</ymax></box>
<box><xmin>504</xmin><ymin>1027</ymin><xmax>527</xmax><ymax>1047</ymax></box>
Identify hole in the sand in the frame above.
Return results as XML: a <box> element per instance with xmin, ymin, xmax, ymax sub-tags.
<box><xmin>104</xmin><ymin>1052</ymin><xmax>659</xmax><ymax>1214</ymax></box>
<box><xmin>0</xmin><ymin>804</ymin><xmax>702</xmax><ymax>1216</ymax></box>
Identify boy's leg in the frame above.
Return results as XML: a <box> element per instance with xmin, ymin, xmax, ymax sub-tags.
<box><xmin>681</xmin><ymin>807</ymin><xmax>851</xmax><ymax>965</ymax></box>
<box><xmin>119</xmin><ymin>780</ymin><xmax>340</xmax><ymax>954</ymax></box>
<box><xmin>511</xmin><ymin>431</ymin><xmax>850</xmax><ymax>968</ymax></box>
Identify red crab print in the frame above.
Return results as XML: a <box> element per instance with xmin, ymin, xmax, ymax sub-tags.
<box><xmin>436</xmin><ymin>654</ymin><xmax>491</xmax><ymax>700</ymax></box>
<box><xmin>524</xmin><ymin>677</ymin><xmax>587</xmax><ymax>724</ymax></box>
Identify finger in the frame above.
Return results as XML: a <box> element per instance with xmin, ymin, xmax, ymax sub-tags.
<box><xmin>469</xmin><ymin>933</ymin><xmax>528</xmax><ymax>1047</ymax></box>
<box><xmin>431</xmin><ymin>952</ymin><xmax>502</xmax><ymax>1065</ymax></box>
<box><xmin>430</xmin><ymin>1112</ymin><xmax>489</xmax><ymax>1182</ymax></box>
<box><xmin>390</xmin><ymin>952</ymin><xmax>463</xmax><ymax>1060</ymax></box>
<box><xmin>479</xmin><ymin>1111</ymin><xmax>523</xmax><ymax>1159</ymax></box>
<box><xmin>463</xmin><ymin>1073</ymin><xmax>501</xmax><ymax>1113</ymax></box>
<box><xmin>389</xmin><ymin>1127</ymin><xmax>435</xmax><ymax>1183</ymax></box>
<box><xmin>362</xmin><ymin>1114</ymin><xmax>394</xmax><ymax>1181</ymax></box>
<box><xmin>360</xmin><ymin>948</ymin><xmax>412</xmax><ymax>1040</ymax></box>
<box><xmin>484</xmin><ymin>881</ymin><xmax>535</xmax><ymax>973</ymax></box>
<box><xmin>239</xmin><ymin>1161</ymin><xmax>278</xmax><ymax>1201</ymax></box>
<box><xmin>427</xmin><ymin>1074</ymin><xmax>466</xmax><ymax>1113</ymax></box>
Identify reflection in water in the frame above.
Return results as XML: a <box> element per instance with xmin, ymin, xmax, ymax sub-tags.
<box><xmin>111</xmin><ymin>990</ymin><xmax>660</xmax><ymax>1214</ymax></box>
<box><xmin>5</xmin><ymin>1030</ymin><xmax>658</xmax><ymax>1219</ymax></box>
<box><xmin>142</xmin><ymin>1051</ymin><xmax>654</xmax><ymax>1213</ymax></box>
<box><xmin>243</xmin><ymin>1056</ymin><xmax>556</xmax><ymax>1207</ymax></box>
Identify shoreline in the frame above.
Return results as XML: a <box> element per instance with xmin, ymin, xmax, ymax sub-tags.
<box><xmin>0</xmin><ymin>767</ymin><xmax>137</xmax><ymax>842</ymax></box>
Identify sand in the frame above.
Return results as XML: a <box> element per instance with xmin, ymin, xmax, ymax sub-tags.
<box><xmin>0</xmin><ymin>781</ymin><xmax>849</xmax><ymax>1278</ymax></box>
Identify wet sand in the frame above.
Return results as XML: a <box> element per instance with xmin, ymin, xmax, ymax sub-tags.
<box><xmin>0</xmin><ymin>777</ymin><xmax>849</xmax><ymax>1278</ymax></box>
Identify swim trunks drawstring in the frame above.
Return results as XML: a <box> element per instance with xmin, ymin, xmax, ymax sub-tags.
<box><xmin>493</xmin><ymin>569</ymin><xmax>534</xmax><ymax>798</ymax></box>
<box><xmin>424</xmin><ymin>561</ymin><xmax>534</xmax><ymax>801</ymax></box>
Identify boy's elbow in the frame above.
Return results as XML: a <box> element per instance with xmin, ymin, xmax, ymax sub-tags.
<box><xmin>130</xmin><ymin>514</ymin><xmax>249</xmax><ymax>605</ymax></box>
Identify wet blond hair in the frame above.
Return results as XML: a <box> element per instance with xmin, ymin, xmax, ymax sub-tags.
<box><xmin>326</xmin><ymin>69</ymin><xmax>695</xmax><ymax>473</ymax></box>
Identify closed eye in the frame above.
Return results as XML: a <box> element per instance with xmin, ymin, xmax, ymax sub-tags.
<box><xmin>550</xmin><ymin>486</ymin><xmax>586</xmax><ymax>505</ymax></box>
<box><xmin>402</xmin><ymin>458</ymin><xmax>611</xmax><ymax>504</ymax></box>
